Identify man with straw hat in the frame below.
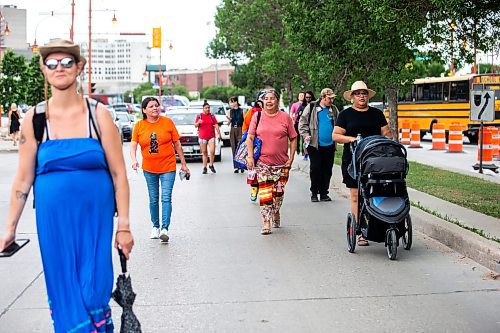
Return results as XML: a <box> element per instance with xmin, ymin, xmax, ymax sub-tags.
<box><xmin>0</xmin><ymin>38</ymin><xmax>134</xmax><ymax>331</ymax></box>
<box><xmin>333</xmin><ymin>81</ymin><xmax>392</xmax><ymax>246</ymax></box>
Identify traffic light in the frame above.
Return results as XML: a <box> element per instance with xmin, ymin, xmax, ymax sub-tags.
<box><xmin>91</xmin><ymin>83</ymin><xmax>96</xmax><ymax>94</ymax></box>
<box><xmin>152</xmin><ymin>27</ymin><xmax>162</xmax><ymax>48</ymax></box>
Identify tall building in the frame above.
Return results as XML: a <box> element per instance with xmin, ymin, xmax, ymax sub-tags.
<box><xmin>0</xmin><ymin>5</ymin><xmax>28</xmax><ymax>57</ymax></box>
<box><xmin>80</xmin><ymin>39</ymin><xmax>151</xmax><ymax>94</ymax></box>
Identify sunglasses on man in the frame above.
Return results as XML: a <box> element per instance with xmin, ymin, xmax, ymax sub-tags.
<box><xmin>352</xmin><ymin>91</ymin><xmax>368</xmax><ymax>97</ymax></box>
<box><xmin>44</xmin><ymin>57</ymin><xmax>76</xmax><ymax>70</ymax></box>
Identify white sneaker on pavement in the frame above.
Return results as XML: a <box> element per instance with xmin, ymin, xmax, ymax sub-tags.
<box><xmin>150</xmin><ymin>227</ymin><xmax>160</xmax><ymax>239</ymax></box>
<box><xmin>159</xmin><ymin>229</ymin><xmax>169</xmax><ymax>242</ymax></box>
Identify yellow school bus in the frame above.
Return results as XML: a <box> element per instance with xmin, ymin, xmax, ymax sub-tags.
<box><xmin>396</xmin><ymin>74</ymin><xmax>500</xmax><ymax>143</ymax></box>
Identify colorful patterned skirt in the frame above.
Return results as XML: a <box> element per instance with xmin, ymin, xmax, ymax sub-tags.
<box><xmin>256</xmin><ymin>163</ymin><xmax>290</xmax><ymax>222</ymax></box>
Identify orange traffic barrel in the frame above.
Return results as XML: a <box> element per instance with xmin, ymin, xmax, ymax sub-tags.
<box><xmin>489</xmin><ymin>127</ymin><xmax>499</xmax><ymax>161</ymax></box>
<box><xmin>431</xmin><ymin>123</ymin><xmax>446</xmax><ymax>150</ymax></box>
<box><xmin>447</xmin><ymin>123</ymin><xmax>463</xmax><ymax>153</ymax></box>
<box><xmin>477</xmin><ymin>128</ymin><xmax>494</xmax><ymax>162</ymax></box>
<box><xmin>409</xmin><ymin>122</ymin><xmax>421</xmax><ymax>148</ymax></box>
<box><xmin>401</xmin><ymin>120</ymin><xmax>410</xmax><ymax>145</ymax></box>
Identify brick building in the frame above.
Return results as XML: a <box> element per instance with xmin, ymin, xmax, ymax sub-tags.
<box><xmin>156</xmin><ymin>63</ymin><xmax>234</xmax><ymax>95</ymax></box>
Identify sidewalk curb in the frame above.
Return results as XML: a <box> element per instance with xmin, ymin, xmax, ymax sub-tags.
<box><xmin>292</xmin><ymin>158</ymin><xmax>500</xmax><ymax>273</ymax></box>
<box><xmin>411</xmin><ymin>207</ymin><xmax>500</xmax><ymax>273</ymax></box>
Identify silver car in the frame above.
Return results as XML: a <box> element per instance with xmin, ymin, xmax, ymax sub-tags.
<box><xmin>189</xmin><ymin>100</ymin><xmax>230</xmax><ymax>146</ymax></box>
<box><xmin>168</xmin><ymin>108</ymin><xmax>222</xmax><ymax>162</ymax></box>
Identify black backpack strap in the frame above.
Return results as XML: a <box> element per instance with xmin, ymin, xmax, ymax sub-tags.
<box><xmin>256</xmin><ymin>111</ymin><xmax>261</xmax><ymax>129</ymax></box>
<box><xmin>86</xmin><ymin>98</ymin><xmax>102</xmax><ymax>142</ymax></box>
<box><xmin>33</xmin><ymin>101</ymin><xmax>47</xmax><ymax>144</ymax></box>
<box><xmin>32</xmin><ymin>101</ymin><xmax>48</xmax><ymax>209</ymax></box>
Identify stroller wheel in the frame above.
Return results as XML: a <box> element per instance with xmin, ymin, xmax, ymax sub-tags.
<box><xmin>402</xmin><ymin>214</ymin><xmax>412</xmax><ymax>250</ymax></box>
<box><xmin>346</xmin><ymin>213</ymin><xmax>356</xmax><ymax>253</ymax></box>
<box><xmin>386</xmin><ymin>229</ymin><xmax>397</xmax><ymax>260</ymax></box>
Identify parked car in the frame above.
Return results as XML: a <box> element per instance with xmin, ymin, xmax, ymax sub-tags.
<box><xmin>105</xmin><ymin>106</ymin><xmax>123</xmax><ymax>143</ymax></box>
<box><xmin>168</xmin><ymin>108</ymin><xmax>222</xmax><ymax>161</ymax></box>
<box><xmin>189</xmin><ymin>100</ymin><xmax>230</xmax><ymax>146</ymax></box>
<box><xmin>142</xmin><ymin>95</ymin><xmax>189</xmax><ymax>113</ymax></box>
<box><xmin>109</xmin><ymin>103</ymin><xmax>132</xmax><ymax>113</ymax></box>
<box><xmin>115</xmin><ymin>111</ymin><xmax>134</xmax><ymax>142</ymax></box>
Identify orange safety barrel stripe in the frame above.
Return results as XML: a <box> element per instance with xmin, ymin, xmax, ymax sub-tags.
<box><xmin>448</xmin><ymin>122</ymin><xmax>463</xmax><ymax>153</ymax></box>
<box><xmin>431</xmin><ymin>123</ymin><xmax>446</xmax><ymax>150</ymax></box>
<box><xmin>410</xmin><ymin>121</ymin><xmax>421</xmax><ymax>148</ymax></box>
<box><xmin>477</xmin><ymin>128</ymin><xmax>493</xmax><ymax>162</ymax></box>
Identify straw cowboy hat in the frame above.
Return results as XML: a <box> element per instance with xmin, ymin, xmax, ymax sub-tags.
<box><xmin>343</xmin><ymin>81</ymin><xmax>376</xmax><ymax>101</ymax></box>
<box><xmin>38</xmin><ymin>39</ymin><xmax>87</xmax><ymax>66</ymax></box>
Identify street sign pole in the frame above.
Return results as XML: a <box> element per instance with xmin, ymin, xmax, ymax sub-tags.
<box><xmin>479</xmin><ymin>121</ymin><xmax>484</xmax><ymax>174</ymax></box>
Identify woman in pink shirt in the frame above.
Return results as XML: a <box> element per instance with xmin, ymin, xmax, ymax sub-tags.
<box><xmin>195</xmin><ymin>100</ymin><xmax>222</xmax><ymax>174</ymax></box>
<box><xmin>246</xmin><ymin>89</ymin><xmax>297</xmax><ymax>235</ymax></box>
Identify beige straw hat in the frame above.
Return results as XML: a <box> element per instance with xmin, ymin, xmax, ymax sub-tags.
<box><xmin>343</xmin><ymin>81</ymin><xmax>376</xmax><ymax>101</ymax></box>
<box><xmin>38</xmin><ymin>39</ymin><xmax>87</xmax><ymax>66</ymax></box>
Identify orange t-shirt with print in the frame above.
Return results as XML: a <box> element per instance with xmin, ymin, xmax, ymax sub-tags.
<box><xmin>132</xmin><ymin>116</ymin><xmax>180</xmax><ymax>173</ymax></box>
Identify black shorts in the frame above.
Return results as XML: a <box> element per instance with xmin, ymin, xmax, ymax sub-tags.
<box><xmin>341</xmin><ymin>160</ymin><xmax>357</xmax><ymax>189</ymax></box>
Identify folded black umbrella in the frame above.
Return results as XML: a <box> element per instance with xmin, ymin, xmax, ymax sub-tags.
<box><xmin>112</xmin><ymin>248</ymin><xmax>142</xmax><ymax>333</ymax></box>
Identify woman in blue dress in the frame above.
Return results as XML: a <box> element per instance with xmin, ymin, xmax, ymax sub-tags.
<box><xmin>0</xmin><ymin>39</ymin><xmax>134</xmax><ymax>332</ymax></box>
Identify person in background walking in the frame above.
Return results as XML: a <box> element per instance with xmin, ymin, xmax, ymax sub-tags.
<box><xmin>290</xmin><ymin>92</ymin><xmax>304</xmax><ymax>154</ymax></box>
<box><xmin>8</xmin><ymin>103</ymin><xmax>21</xmax><ymax>146</ymax></box>
<box><xmin>195</xmin><ymin>100</ymin><xmax>222</xmax><ymax>174</ymax></box>
<box><xmin>299</xmin><ymin>88</ymin><xmax>339</xmax><ymax>202</ymax></box>
<box><xmin>246</xmin><ymin>89</ymin><xmax>297</xmax><ymax>235</ymax></box>
<box><xmin>296</xmin><ymin>90</ymin><xmax>315</xmax><ymax>160</ymax></box>
<box><xmin>243</xmin><ymin>99</ymin><xmax>264</xmax><ymax>201</ymax></box>
<box><xmin>228</xmin><ymin>96</ymin><xmax>244</xmax><ymax>173</ymax></box>
<box><xmin>0</xmin><ymin>39</ymin><xmax>133</xmax><ymax>332</ymax></box>
<box><xmin>333</xmin><ymin>81</ymin><xmax>392</xmax><ymax>246</ymax></box>
<box><xmin>130</xmin><ymin>96</ymin><xmax>190</xmax><ymax>242</ymax></box>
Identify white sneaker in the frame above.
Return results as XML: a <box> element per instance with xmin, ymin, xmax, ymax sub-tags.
<box><xmin>150</xmin><ymin>227</ymin><xmax>160</xmax><ymax>239</ymax></box>
<box><xmin>159</xmin><ymin>229</ymin><xmax>169</xmax><ymax>242</ymax></box>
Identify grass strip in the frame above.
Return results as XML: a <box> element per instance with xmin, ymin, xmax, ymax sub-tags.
<box><xmin>335</xmin><ymin>144</ymin><xmax>500</xmax><ymax>218</ymax></box>
<box><xmin>412</xmin><ymin>201</ymin><xmax>500</xmax><ymax>243</ymax></box>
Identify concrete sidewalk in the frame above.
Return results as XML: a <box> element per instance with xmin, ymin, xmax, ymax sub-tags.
<box><xmin>1</xmin><ymin>136</ymin><xmax>498</xmax><ymax>272</ymax></box>
<box><xmin>293</xmin><ymin>154</ymin><xmax>500</xmax><ymax>273</ymax></box>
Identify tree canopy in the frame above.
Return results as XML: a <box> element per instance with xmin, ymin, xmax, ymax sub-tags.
<box><xmin>208</xmin><ymin>0</ymin><xmax>499</xmax><ymax>136</ymax></box>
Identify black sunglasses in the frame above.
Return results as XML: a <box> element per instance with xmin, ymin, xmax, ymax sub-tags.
<box><xmin>44</xmin><ymin>57</ymin><xmax>76</xmax><ymax>70</ymax></box>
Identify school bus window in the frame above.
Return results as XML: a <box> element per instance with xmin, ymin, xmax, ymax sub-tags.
<box><xmin>473</xmin><ymin>84</ymin><xmax>483</xmax><ymax>91</ymax></box>
<box><xmin>443</xmin><ymin>82</ymin><xmax>450</xmax><ymax>101</ymax></box>
<box><xmin>428</xmin><ymin>83</ymin><xmax>442</xmax><ymax>101</ymax></box>
<box><xmin>416</xmin><ymin>85</ymin><xmax>424</xmax><ymax>101</ymax></box>
<box><xmin>449</xmin><ymin>81</ymin><xmax>469</xmax><ymax>101</ymax></box>
<box><xmin>485</xmin><ymin>84</ymin><xmax>500</xmax><ymax>91</ymax></box>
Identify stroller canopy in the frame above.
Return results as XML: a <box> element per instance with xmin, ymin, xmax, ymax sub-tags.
<box><xmin>348</xmin><ymin>135</ymin><xmax>408</xmax><ymax>180</ymax></box>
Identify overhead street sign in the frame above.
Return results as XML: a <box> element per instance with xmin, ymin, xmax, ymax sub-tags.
<box><xmin>470</xmin><ymin>90</ymin><xmax>494</xmax><ymax>122</ymax></box>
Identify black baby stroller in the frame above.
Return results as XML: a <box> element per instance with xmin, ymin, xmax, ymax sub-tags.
<box><xmin>346</xmin><ymin>135</ymin><xmax>412</xmax><ymax>260</ymax></box>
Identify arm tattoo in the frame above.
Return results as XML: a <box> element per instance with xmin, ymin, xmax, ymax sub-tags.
<box><xmin>19</xmin><ymin>133</ymin><xmax>26</xmax><ymax>144</ymax></box>
<box><xmin>15</xmin><ymin>191</ymin><xmax>29</xmax><ymax>201</ymax></box>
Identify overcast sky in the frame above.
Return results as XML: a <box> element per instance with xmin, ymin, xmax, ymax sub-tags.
<box><xmin>3</xmin><ymin>0</ymin><xmax>223</xmax><ymax>69</ymax></box>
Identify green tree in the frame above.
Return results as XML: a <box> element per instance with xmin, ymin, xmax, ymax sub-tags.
<box><xmin>208</xmin><ymin>0</ymin><xmax>306</xmax><ymax>104</ymax></box>
<box><xmin>25</xmin><ymin>54</ymin><xmax>46</xmax><ymax>106</ymax></box>
<box><xmin>0</xmin><ymin>50</ymin><xmax>29</xmax><ymax>110</ymax></box>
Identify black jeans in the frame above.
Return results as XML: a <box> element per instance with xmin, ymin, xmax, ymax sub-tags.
<box><xmin>308</xmin><ymin>144</ymin><xmax>335</xmax><ymax>196</ymax></box>
<box><xmin>294</xmin><ymin>122</ymin><xmax>302</xmax><ymax>154</ymax></box>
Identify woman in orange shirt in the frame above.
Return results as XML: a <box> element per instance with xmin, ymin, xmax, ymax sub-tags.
<box><xmin>242</xmin><ymin>100</ymin><xmax>263</xmax><ymax>201</ymax></box>
<box><xmin>130</xmin><ymin>97</ymin><xmax>190</xmax><ymax>242</ymax></box>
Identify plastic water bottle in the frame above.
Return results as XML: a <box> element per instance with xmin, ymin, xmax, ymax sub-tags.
<box><xmin>303</xmin><ymin>141</ymin><xmax>309</xmax><ymax>149</ymax></box>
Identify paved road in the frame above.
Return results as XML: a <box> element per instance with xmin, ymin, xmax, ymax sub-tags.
<box><xmin>407</xmin><ymin>135</ymin><xmax>499</xmax><ymax>182</ymax></box>
<box><xmin>0</xmin><ymin>145</ymin><xmax>499</xmax><ymax>332</ymax></box>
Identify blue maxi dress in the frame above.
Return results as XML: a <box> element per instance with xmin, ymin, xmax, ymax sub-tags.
<box><xmin>35</xmin><ymin>135</ymin><xmax>115</xmax><ymax>332</ymax></box>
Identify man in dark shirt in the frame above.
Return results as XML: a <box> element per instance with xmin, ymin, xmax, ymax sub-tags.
<box><xmin>228</xmin><ymin>96</ymin><xmax>244</xmax><ymax>172</ymax></box>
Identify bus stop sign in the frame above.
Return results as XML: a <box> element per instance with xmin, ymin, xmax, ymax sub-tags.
<box><xmin>470</xmin><ymin>90</ymin><xmax>494</xmax><ymax>122</ymax></box>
